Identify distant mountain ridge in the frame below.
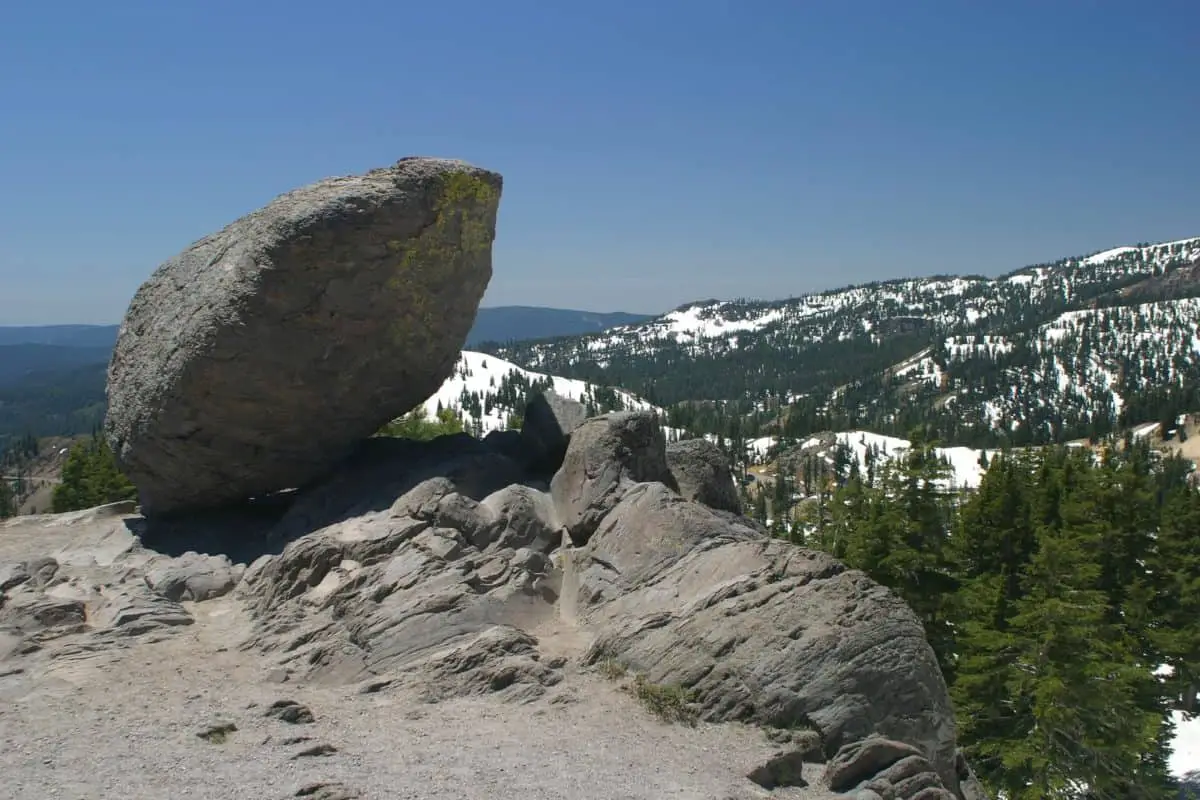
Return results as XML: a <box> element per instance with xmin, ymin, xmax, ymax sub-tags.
<box><xmin>0</xmin><ymin>306</ymin><xmax>655</xmax><ymax>353</ymax></box>
<box><xmin>0</xmin><ymin>325</ymin><xmax>119</xmax><ymax>348</ymax></box>
<box><xmin>5</xmin><ymin>236</ymin><xmax>1200</xmax><ymax>456</ymax></box>
<box><xmin>0</xmin><ymin>344</ymin><xmax>113</xmax><ymax>388</ymax></box>
<box><xmin>0</xmin><ymin>305</ymin><xmax>654</xmax><ymax>450</ymax></box>
<box><xmin>487</xmin><ymin>236</ymin><xmax>1200</xmax><ymax>448</ymax></box>
<box><xmin>463</xmin><ymin>306</ymin><xmax>654</xmax><ymax>346</ymax></box>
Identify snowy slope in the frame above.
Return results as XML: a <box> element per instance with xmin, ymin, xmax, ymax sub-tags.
<box><xmin>421</xmin><ymin>350</ymin><xmax>660</xmax><ymax>434</ymax></box>
<box><xmin>517</xmin><ymin>275</ymin><xmax>1001</xmax><ymax>368</ymax></box>
<box><xmin>501</xmin><ymin>236</ymin><xmax>1200</xmax><ymax>374</ymax></box>
<box><xmin>894</xmin><ymin>298</ymin><xmax>1200</xmax><ymax>438</ymax></box>
<box><xmin>826</xmin><ymin>430</ymin><xmax>992</xmax><ymax>490</ymax></box>
<box><xmin>1006</xmin><ymin>236</ymin><xmax>1200</xmax><ymax>303</ymax></box>
<box><xmin>1173</xmin><ymin>712</ymin><xmax>1200</xmax><ymax>783</ymax></box>
<box><xmin>738</xmin><ymin>430</ymin><xmax>993</xmax><ymax>489</ymax></box>
<box><xmin>482</xmin><ymin>235</ymin><xmax>1200</xmax><ymax>453</ymax></box>
<box><xmin>489</xmin><ymin>235</ymin><xmax>1200</xmax><ymax>445</ymax></box>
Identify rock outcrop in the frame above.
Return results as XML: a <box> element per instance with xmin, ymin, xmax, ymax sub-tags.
<box><xmin>519</xmin><ymin>392</ymin><xmax>588</xmax><ymax>473</ymax></box>
<box><xmin>0</xmin><ymin>504</ymin><xmax>222</xmax><ymax>653</ymax></box>
<box><xmin>549</xmin><ymin>411</ymin><xmax>675</xmax><ymax>544</ymax></box>
<box><xmin>824</xmin><ymin>736</ymin><xmax>961</xmax><ymax>799</ymax></box>
<box><xmin>665</xmin><ymin>437</ymin><xmax>743</xmax><ymax>513</ymax></box>
<box><xmin>220</xmin><ymin>409</ymin><xmax>964</xmax><ymax>795</ymax></box>
<box><xmin>12</xmin><ymin>152</ymin><xmax>987</xmax><ymax>798</ymax></box>
<box><xmin>566</xmin><ymin>481</ymin><xmax>959</xmax><ymax>789</ymax></box>
<box><xmin>104</xmin><ymin>157</ymin><xmax>503</xmax><ymax>516</ymax></box>
<box><xmin>0</xmin><ymin>403</ymin><xmax>982</xmax><ymax>798</ymax></box>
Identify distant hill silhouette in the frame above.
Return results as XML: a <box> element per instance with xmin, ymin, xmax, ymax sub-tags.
<box><xmin>0</xmin><ymin>344</ymin><xmax>113</xmax><ymax>387</ymax></box>
<box><xmin>464</xmin><ymin>306</ymin><xmax>653</xmax><ymax>346</ymax></box>
<box><xmin>0</xmin><ymin>325</ymin><xmax>119</xmax><ymax>348</ymax></box>
<box><xmin>0</xmin><ymin>306</ymin><xmax>650</xmax><ymax>450</ymax></box>
<box><xmin>0</xmin><ymin>308</ymin><xmax>652</xmax><ymax>353</ymax></box>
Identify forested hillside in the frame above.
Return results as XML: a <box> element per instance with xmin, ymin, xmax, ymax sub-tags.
<box><xmin>750</xmin><ymin>430</ymin><xmax>1200</xmax><ymax>798</ymax></box>
<box><xmin>0</xmin><ymin>363</ymin><xmax>107</xmax><ymax>453</ymax></box>
<box><xmin>0</xmin><ymin>306</ymin><xmax>650</xmax><ymax>452</ymax></box>
<box><xmin>489</xmin><ymin>237</ymin><xmax>1200</xmax><ymax>449</ymax></box>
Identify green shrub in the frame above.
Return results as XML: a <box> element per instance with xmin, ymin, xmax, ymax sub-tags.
<box><xmin>51</xmin><ymin>435</ymin><xmax>137</xmax><ymax>513</ymax></box>
<box><xmin>632</xmin><ymin>674</ymin><xmax>699</xmax><ymax>726</ymax></box>
<box><xmin>376</xmin><ymin>405</ymin><xmax>464</xmax><ymax>441</ymax></box>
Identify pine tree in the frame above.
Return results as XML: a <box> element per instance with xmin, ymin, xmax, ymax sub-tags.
<box><xmin>0</xmin><ymin>477</ymin><xmax>13</xmax><ymax>518</ymax></box>
<box><xmin>752</xmin><ymin>486</ymin><xmax>768</xmax><ymax>524</ymax></box>
<box><xmin>51</xmin><ymin>435</ymin><xmax>137</xmax><ymax>513</ymax></box>
<box><xmin>1153</xmin><ymin>487</ymin><xmax>1200</xmax><ymax>713</ymax></box>
<box><xmin>997</xmin><ymin>469</ymin><xmax>1162</xmax><ymax>798</ymax></box>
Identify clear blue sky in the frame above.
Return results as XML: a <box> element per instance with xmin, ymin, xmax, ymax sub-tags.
<box><xmin>1</xmin><ymin>1</ymin><xmax>1198</xmax><ymax>324</ymax></box>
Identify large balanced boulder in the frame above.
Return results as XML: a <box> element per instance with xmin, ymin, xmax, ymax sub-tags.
<box><xmin>105</xmin><ymin>157</ymin><xmax>503</xmax><ymax>515</ymax></box>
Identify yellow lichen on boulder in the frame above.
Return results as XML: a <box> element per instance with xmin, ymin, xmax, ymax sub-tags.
<box><xmin>386</xmin><ymin>168</ymin><xmax>502</xmax><ymax>350</ymax></box>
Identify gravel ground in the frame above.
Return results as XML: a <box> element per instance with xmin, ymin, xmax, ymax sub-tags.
<box><xmin>1</xmin><ymin>579</ymin><xmax>833</xmax><ymax>800</ymax></box>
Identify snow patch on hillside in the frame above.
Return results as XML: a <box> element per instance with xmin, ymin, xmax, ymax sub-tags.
<box><xmin>833</xmin><ymin>431</ymin><xmax>994</xmax><ymax>489</ymax></box>
<box><xmin>1081</xmin><ymin>237</ymin><xmax>1200</xmax><ymax>268</ymax></box>
<box><xmin>1133</xmin><ymin>422</ymin><xmax>1161</xmax><ymax>440</ymax></box>
<box><xmin>1082</xmin><ymin>246</ymin><xmax>1138</xmax><ymax>265</ymax></box>
<box><xmin>1171</xmin><ymin>712</ymin><xmax>1200</xmax><ymax>778</ymax></box>
<box><xmin>747</xmin><ymin>430</ymin><xmax>995</xmax><ymax>490</ymax></box>
<box><xmin>422</xmin><ymin>351</ymin><xmax>659</xmax><ymax>434</ymax></box>
<box><xmin>661</xmin><ymin>304</ymin><xmax>786</xmax><ymax>340</ymax></box>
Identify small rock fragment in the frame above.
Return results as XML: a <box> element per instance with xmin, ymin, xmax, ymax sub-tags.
<box><xmin>294</xmin><ymin>782</ymin><xmax>362</xmax><ymax>799</ymax></box>
<box><xmin>279</xmin><ymin>736</ymin><xmax>315</xmax><ymax>746</ymax></box>
<box><xmin>747</xmin><ymin>749</ymin><xmax>809</xmax><ymax>789</ymax></box>
<box><xmin>292</xmin><ymin>743</ymin><xmax>338</xmax><ymax>759</ymax></box>
<box><xmin>265</xmin><ymin>699</ymin><xmax>315</xmax><ymax>724</ymax></box>
<box><xmin>196</xmin><ymin>721</ymin><xmax>238</xmax><ymax>743</ymax></box>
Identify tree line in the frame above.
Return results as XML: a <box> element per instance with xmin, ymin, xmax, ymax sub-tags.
<box><xmin>782</xmin><ymin>432</ymin><xmax>1200</xmax><ymax>799</ymax></box>
<box><xmin>51</xmin><ymin>433</ymin><xmax>137</xmax><ymax>512</ymax></box>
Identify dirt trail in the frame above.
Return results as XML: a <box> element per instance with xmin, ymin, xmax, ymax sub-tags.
<box><xmin>0</xmin><ymin>516</ymin><xmax>831</xmax><ymax>800</ymax></box>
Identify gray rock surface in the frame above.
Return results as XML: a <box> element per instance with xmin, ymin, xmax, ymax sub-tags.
<box><xmin>145</xmin><ymin>551</ymin><xmax>241</xmax><ymax>601</ymax></box>
<box><xmin>2</xmin><ymin>409</ymin><xmax>982</xmax><ymax>799</ymax></box>
<box><xmin>567</xmin><ymin>482</ymin><xmax>960</xmax><ymax>792</ymax></box>
<box><xmin>824</xmin><ymin>737</ymin><xmax>958</xmax><ymax>799</ymax></box>
<box><xmin>0</xmin><ymin>560</ymin><xmax>31</xmax><ymax>591</ymax></box>
<box><xmin>264</xmin><ymin>699</ymin><xmax>315</xmax><ymax>724</ymax></box>
<box><xmin>955</xmin><ymin>750</ymin><xmax>991</xmax><ymax>800</ymax></box>
<box><xmin>665</xmin><ymin>437</ymin><xmax>743</xmax><ymax>513</ymax></box>
<box><xmin>549</xmin><ymin>411</ymin><xmax>674</xmax><ymax>544</ymax></box>
<box><xmin>234</xmin><ymin>443</ymin><xmax>571</xmax><ymax>697</ymax></box>
<box><xmin>0</xmin><ymin>510</ymin><xmax>206</xmax><ymax>657</ymax></box>
<box><xmin>104</xmin><ymin>157</ymin><xmax>503</xmax><ymax>515</ymax></box>
<box><xmin>747</xmin><ymin>747</ymin><xmax>810</xmax><ymax>789</ymax></box>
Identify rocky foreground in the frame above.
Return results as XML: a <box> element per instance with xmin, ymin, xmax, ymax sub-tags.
<box><xmin>1</xmin><ymin>404</ymin><xmax>987</xmax><ymax>800</ymax></box>
<box><xmin>0</xmin><ymin>513</ymin><xmax>816</xmax><ymax>800</ymax></box>
<box><xmin>4</xmin><ymin>157</ymin><xmax>989</xmax><ymax>798</ymax></box>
